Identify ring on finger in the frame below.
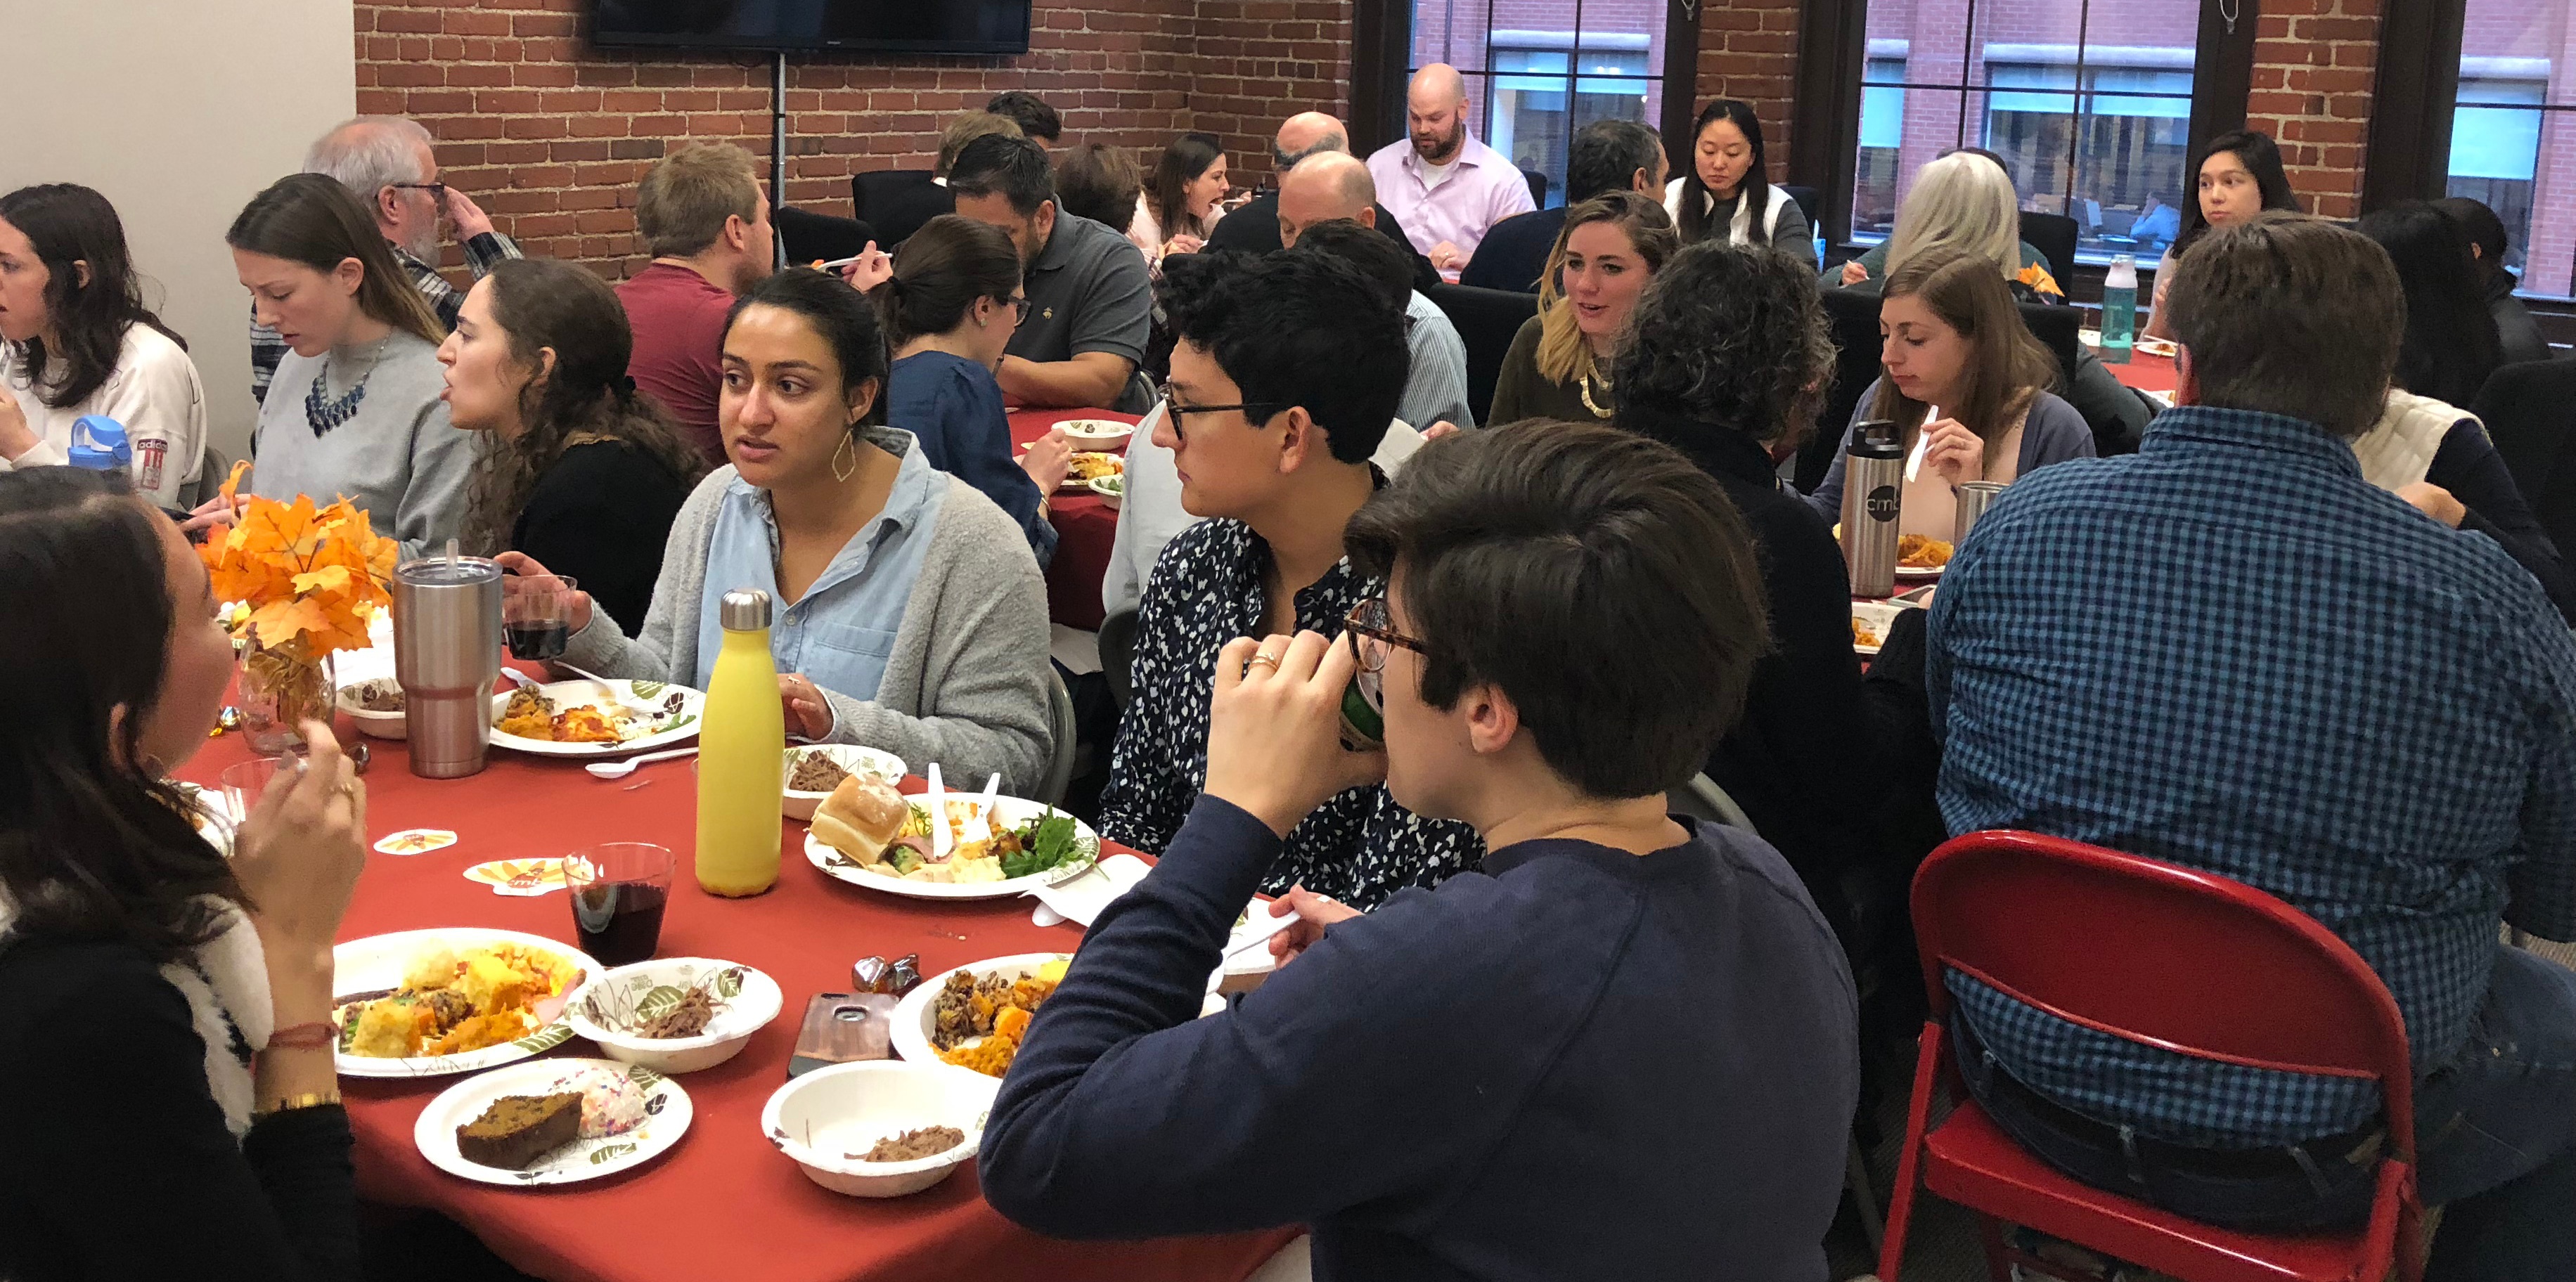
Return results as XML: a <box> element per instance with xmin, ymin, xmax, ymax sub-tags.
<box><xmin>1248</xmin><ymin>651</ymin><xmax>1281</xmax><ymax>671</ymax></box>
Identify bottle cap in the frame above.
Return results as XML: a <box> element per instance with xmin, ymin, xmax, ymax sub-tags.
<box><xmin>1850</xmin><ymin>419</ymin><xmax>1906</xmax><ymax>458</ymax></box>
<box><xmin>67</xmin><ymin>415</ymin><xmax>130</xmax><ymax>471</ymax></box>
<box><xmin>721</xmin><ymin>588</ymin><xmax>773</xmax><ymax>630</ymax></box>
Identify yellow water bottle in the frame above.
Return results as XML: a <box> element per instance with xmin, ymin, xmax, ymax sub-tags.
<box><xmin>695</xmin><ymin>588</ymin><xmax>786</xmax><ymax>896</ymax></box>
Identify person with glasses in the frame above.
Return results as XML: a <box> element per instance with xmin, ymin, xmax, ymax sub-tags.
<box><xmin>982</xmin><ymin>422</ymin><xmax>1861</xmax><ymax>1280</ymax></box>
<box><xmin>873</xmin><ymin>216</ymin><xmax>1070</xmax><ymax>565</ymax></box>
<box><xmin>248</xmin><ymin>116</ymin><xmax>522</xmax><ymax>406</ymax></box>
<box><xmin>1097</xmin><ymin>251</ymin><xmax>1480</xmax><ymax>909</ymax></box>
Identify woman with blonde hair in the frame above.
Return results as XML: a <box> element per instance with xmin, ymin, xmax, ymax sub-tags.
<box><xmin>1808</xmin><ymin>246</ymin><xmax>2092</xmax><ymax>537</ymax></box>
<box><xmin>1487</xmin><ymin>190</ymin><xmax>1678</xmax><ymax>425</ymax></box>
<box><xmin>1839</xmin><ymin>150</ymin><xmax>2061</xmax><ymax>300</ymax></box>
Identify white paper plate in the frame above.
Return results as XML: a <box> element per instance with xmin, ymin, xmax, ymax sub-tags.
<box><xmin>804</xmin><ymin>795</ymin><xmax>1099</xmax><ymax>901</ymax></box>
<box><xmin>488</xmin><ymin>679</ymin><xmax>704</xmax><ymax>758</ymax></box>
<box><xmin>1032</xmin><ymin>854</ymin><xmax>1280</xmax><ymax>979</ymax></box>
<box><xmin>1895</xmin><ymin>562</ymin><xmax>1946</xmax><ymax>581</ymax></box>
<box><xmin>332</xmin><ymin>928</ymin><xmax>599</xmax><ymax>1078</ymax></box>
<box><xmin>1852</xmin><ymin>601</ymin><xmax>1908</xmax><ymax>657</ymax></box>
<box><xmin>415</xmin><ymin>1057</ymin><xmax>691</xmax><ymax>1186</ymax></box>
<box><xmin>567</xmin><ymin>957</ymin><xmax>785</xmax><ymax>1075</ymax></box>
<box><xmin>889</xmin><ymin>952</ymin><xmax>1071</xmax><ymax>1078</ymax></box>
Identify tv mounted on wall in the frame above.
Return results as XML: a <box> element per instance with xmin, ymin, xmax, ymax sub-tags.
<box><xmin>591</xmin><ymin>0</ymin><xmax>1033</xmax><ymax>56</ymax></box>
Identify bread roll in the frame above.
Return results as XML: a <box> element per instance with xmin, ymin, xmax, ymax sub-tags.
<box><xmin>812</xmin><ymin>775</ymin><xmax>910</xmax><ymax>865</ymax></box>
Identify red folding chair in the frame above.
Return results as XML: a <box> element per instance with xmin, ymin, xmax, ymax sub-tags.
<box><xmin>1879</xmin><ymin>831</ymin><xmax>2427</xmax><ymax>1282</ymax></box>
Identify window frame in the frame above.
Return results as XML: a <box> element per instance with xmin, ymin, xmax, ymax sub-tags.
<box><xmin>1350</xmin><ymin>0</ymin><xmax>1704</xmax><ymax>170</ymax></box>
<box><xmin>1789</xmin><ymin>0</ymin><xmax>2264</xmax><ymax>280</ymax></box>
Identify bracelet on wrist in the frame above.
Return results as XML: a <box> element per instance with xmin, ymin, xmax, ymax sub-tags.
<box><xmin>267</xmin><ymin>1021</ymin><xmax>337</xmax><ymax>1051</ymax></box>
<box><xmin>257</xmin><ymin>1091</ymin><xmax>342</xmax><ymax>1118</ymax></box>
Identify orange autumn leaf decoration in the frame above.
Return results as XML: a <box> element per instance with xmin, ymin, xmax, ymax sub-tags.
<box><xmin>198</xmin><ymin>460</ymin><xmax>398</xmax><ymax>661</ymax></box>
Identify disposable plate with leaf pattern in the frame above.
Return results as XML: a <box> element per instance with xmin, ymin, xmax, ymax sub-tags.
<box><xmin>567</xmin><ymin>957</ymin><xmax>784</xmax><ymax>1074</ymax></box>
<box><xmin>803</xmin><ymin>794</ymin><xmax>1101</xmax><ymax>901</ymax></box>
<box><xmin>331</xmin><ymin>928</ymin><xmax>598</xmax><ymax>1078</ymax></box>
<box><xmin>413</xmin><ymin>1057</ymin><xmax>692</xmax><ymax>1187</ymax></box>
<box><xmin>487</xmin><ymin>678</ymin><xmax>706</xmax><ymax>758</ymax></box>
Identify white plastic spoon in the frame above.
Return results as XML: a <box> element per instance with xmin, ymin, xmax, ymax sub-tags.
<box><xmin>584</xmin><ymin>746</ymin><xmax>697</xmax><ymax>779</ymax></box>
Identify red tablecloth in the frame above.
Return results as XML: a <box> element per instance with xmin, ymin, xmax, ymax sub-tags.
<box><xmin>1009</xmin><ymin>408</ymin><xmax>1137</xmax><ymax>633</ymax></box>
<box><xmin>179</xmin><ymin>724</ymin><xmax>1290</xmax><ymax>1282</ymax></box>
<box><xmin>2104</xmin><ymin>349</ymin><xmax>2177</xmax><ymax>394</ymax></box>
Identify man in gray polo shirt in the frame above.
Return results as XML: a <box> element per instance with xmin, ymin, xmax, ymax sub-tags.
<box><xmin>948</xmin><ymin>134</ymin><xmax>1155</xmax><ymax>414</ymax></box>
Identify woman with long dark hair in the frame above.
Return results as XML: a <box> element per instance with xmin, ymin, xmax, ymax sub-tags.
<box><xmin>2348</xmin><ymin>201</ymin><xmax>2575</xmax><ymax>621</ymax></box>
<box><xmin>1663</xmin><ymin>99</ymin><xmax>1808</xmax><ymax>249</ymax></box>
<box><xmin>0</xmin><ymin>184</ymin><xmax>209</xmax><ymax>510</ymax></box>
<box><xmin>2143</xmin><ymin>130</ymin><xmax>2298</xmax><ymax>341</ymax></box>
<box><xmin>0</xmin><ymin>468</ymin><xmax>368</xmax><ymax>1278</ymax></box>
<box><xmin>499</xmin><ymin>269</ymin><xmax>1055</xmax><ymax>793</ymax></box>
<box><xmin>207</xmin><ymin>173</ymin><xmax>479</xmax><ymax>558</ymax></box>
<box><xmin>1129</xmin><ymin>134</ymin><xmax>1232</xmax><ymax>267</ymax></box>
<box><xmin>437</xmin><ymin>258</ymin><xmax>705</xmax><ymax>633</ymax></box>
<box><xmin>877</xmin><ymin>214</ymin><xmax>1070</xmax><ymax>562</ymax></box>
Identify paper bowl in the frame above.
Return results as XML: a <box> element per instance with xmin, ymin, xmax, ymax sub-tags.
<box><xmin>760</xmin><ymin>1061</ymin><xmax>998</xmax><ymax>1198</ymax></box>
<box><xmin>337</xmin><ymin>680</ymin><xmax>408</xmax><ymax>739</ymax></box>
<box><xmin>567</xmin><ymin>957</ymin><xmax>785</xmax><ymax>1075</ymax></box>
<box><xmin>1088</xmin><ymin>474</ymin><xmax>1123</xmax><ymax>510</ymax></box>
<box><xmin>781</xmin><ymin>745</ymin><xmax>909</xmax><ymax>820</ymax></box>
<box><xmin>1057</xmin><ymin>419</ymin><xmax>1133</xmax><ymax>451</ymax></box>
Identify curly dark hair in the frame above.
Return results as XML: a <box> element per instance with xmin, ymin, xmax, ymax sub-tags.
<box><xmin>1610</xmin><ymin>240</ymin><xmax>1834</xmax><ymax>451</ymax></box>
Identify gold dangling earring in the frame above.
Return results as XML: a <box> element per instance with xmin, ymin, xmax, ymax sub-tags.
<box><xmin>831</xmin><ymin>428</ymin><xmax>858</xmax><ymax>483</ymax></box>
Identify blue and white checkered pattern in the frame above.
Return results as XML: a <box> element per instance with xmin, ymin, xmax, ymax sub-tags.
<box><xmin>1928</xmin><ymin>406</ymin><xmax>2576</xmax><ymax>1151</ymax></box>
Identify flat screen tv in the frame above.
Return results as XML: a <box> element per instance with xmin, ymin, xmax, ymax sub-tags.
<box><xmin>591</xmin><ymin>0</ymin><xmax>1032</xmax><ymax>56</ymax></box>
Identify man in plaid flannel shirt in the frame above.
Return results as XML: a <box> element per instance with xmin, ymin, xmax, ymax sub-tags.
<box><xmin>247</xmin><ymin>116</ymin><xmax>519</xmax><ymax>405</ymax></box>
<box><xmin>1929</xmin><ymin>213</ymin><xmax>2576</xmax><ymax>1280</ymax></box>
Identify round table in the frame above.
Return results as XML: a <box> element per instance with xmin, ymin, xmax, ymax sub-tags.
<box><xmin>181</xmin><ymin>718</ymin><xmax>1290</xmax><ymax>1282</ymax></box>
<box><xmin>1009</xmin><ymin>408</ymin><xmax>1138</xmax><ymax>633</ymax></box>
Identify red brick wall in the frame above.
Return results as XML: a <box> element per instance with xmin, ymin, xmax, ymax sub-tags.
<box><xmin>2243</xmin><ymin>0</ymin><xmax>2381</xmax><ymax>219</ymax></box>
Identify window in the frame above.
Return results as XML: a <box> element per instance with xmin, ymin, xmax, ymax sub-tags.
<box><xmin>1405</xmin><ymin>0</ymin><xmax>1673</xmax><ymax>208</ymax></box>
<box><xmin>2445</xmin><ymin>0</ymin><xmax>2575</xmax><ymax>299</ymax></box>
<box><xmin>1848</xmin><ymin>0</ymin><xmax>2204</xmax><ymax>265</ymax></box>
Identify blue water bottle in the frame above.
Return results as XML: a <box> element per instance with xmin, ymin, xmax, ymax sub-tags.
<box><xmin>65</xmin><ymin>415</ymin><xmax>130</xmax><ymax>472</ymax></box>
<box><xmin>2100</xmin><ymin>254</ymin><xmax>2138</xmax><ymax>365</ymax></box>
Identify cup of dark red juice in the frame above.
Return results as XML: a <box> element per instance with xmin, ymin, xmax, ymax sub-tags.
<box><xmin>565</xmin><ymin>842</ymin><xmax>674</xmax><ymax>966</ymax></box>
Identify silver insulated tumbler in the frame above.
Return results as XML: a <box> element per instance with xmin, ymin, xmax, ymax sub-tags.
<box><xmin>392</xmin><ymin>557</ymin><xmax>503</xmax><ymax>779</ymax></box>
<box><xmin>1954</xmin><ymin>480</ymin><xmax>2007</xmax><ymax>548</ymax></box>
<box><xmin>1838</xmin><ymin>420</ymin><xmax>1905</xmax><ymax>598</ymax></box>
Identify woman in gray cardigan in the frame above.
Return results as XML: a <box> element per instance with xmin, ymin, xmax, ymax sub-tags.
<box><xmin>501</xmin><ymin>270</ymin><xmax>1053</xmax><ymax>794</ymax></box>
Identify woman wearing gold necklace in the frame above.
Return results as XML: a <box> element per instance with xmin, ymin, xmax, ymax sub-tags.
<box><xmin>1487</xmin><ymin>191</ymin><xmax>1676</xmax><ymax>427</ymax></box>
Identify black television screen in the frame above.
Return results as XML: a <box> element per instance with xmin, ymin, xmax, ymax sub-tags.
<box><xmin>591</xmin><ymin>0</ymin><xmax>1032</xmax><ymax>56</ymax></box>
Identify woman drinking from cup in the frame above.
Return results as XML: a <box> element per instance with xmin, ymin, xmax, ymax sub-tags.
<box><xmin>1665</xmin><ymin>99</ymin><xmax>1809</xmax><ymax>250</ymax></box>
<box><xmin>0</xmin><ymin>467</ymin><xmax>369</xmax><ymax>1278</ymax></box>
<box><xmin>1488</xmin><ymin>191</ymin><xmax>1677</xmax><ymax>425</ymax></box>
<box><xmin>437</xmin><ymin>258</ymin><xmax>705</xmax><ymax>634</ymax></box>
<box><xmin>1806</xmin><ymin>246</ymin><xmax>2094</xmax><ymax>538</ymax></box>
<box><xmin>2142</xmin><ymin>131</ymin><xmax>2298</xmax><ymax>342</ymax></box>
<box><xmin>501</xmin><ymin>269</ymin><xmax>1054</xmax><ymax>794</ymax></box>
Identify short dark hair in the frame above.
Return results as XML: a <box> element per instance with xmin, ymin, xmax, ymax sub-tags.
<box><xmin>984</xmin><ymin>91</ymin><xmax>1061</xmax><ymax>143</ymax></box>
<box><xmin>1345</xmin><ymin>421</ymin><xmax>1771</xmax><ymax>799</ymax></box>
<box><xmin>0</xmin><ymin>183</ymin><xmax>186</xmax><ymax>410</ymax></box>
<box><xmin>727</xmin><ymin>267</ymin><xmax>891</xmax><ymax>428</ymax></box>
<box><xmin>1053</xmin><ymin>143</ymin><xmax>1142</xmax><ymax>231</ymax></box>
<box><xmin>2435</xmin><ymin>195</ymin><xmax>2510</xmax><ymax>265</ymax></box>
<box><xmin>1567</xmin><ymin>119</ymin><xmax>1662</xmax><ymax>205</ymax></box>
<box><xmin>877</xmin><ymin>214</ymin><xmax>1022</xmax><ymax>349</ymax></box>
<box><xmin>948</xmin><ymin>134</ymin><xmax>1056</xmax><ymax>221</ymax></box>
<box><xmin>2357</xmin><ymin>200</ymin><xmax>2504</xmax><ymax>408</ymax></box>
<box><xmin>1611</xmin><ymin>240</ymin><xmax>1835</xmax><ymax>448</ymax></box>
<box><xmin>1166</xmin><ymin>251</ymin><xmax>1403</xmax><ymax>463</ymax></box>
<box><xmin>1287</xmin><ymin>219</ymin><xmax>1412</xmax><ymax>314</ymax></box>
<box><xmin>2165</xmin><ymin>212</ymin><xmax>2401</xmax><ymax>439</ymax></box>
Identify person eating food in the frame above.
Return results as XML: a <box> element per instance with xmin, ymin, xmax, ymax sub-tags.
<box><xmin>501</xmin><ymin>268</ymin><xmax>1054</xmax><ymax>796</ymax></box>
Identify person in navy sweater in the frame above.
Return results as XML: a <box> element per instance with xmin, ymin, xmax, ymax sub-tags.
<box><xmin>875</xmin><ymin>215</ymin><xmax>1071</xmax><ymax>564</ymax></box>
<box><xmin>980</xmin><ymin>418</ymin><xmax>1861</xmax><ymax>1281</ymax></box>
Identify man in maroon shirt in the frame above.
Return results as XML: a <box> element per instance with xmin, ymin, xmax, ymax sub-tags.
<box><xmin>615</xmin><ymin>143</ymin><xmax>777</xmax><ymax>465</ymax></box>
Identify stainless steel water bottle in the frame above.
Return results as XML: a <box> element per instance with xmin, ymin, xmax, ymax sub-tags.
<box><xmin>1839</xmin><ymin>420</ymin><xmax>1905</xmax><ymax>598</ymax></box>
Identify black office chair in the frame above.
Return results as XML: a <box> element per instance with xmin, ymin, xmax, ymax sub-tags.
<box><xmin>2473</xmin><ymin>357</ymin><xmax>2576</xmax><ymax>562</ymax></box>
<box><xmin>1425</xmin><ymin>283</ymin><xmax>1542</xmax><ymax>427</ymax></box>
<box><xmin>1097</xmin><ymin>607</ymin><xmax>1141</xmax><ymax>710</ymax></box>
<box><xmin>1522</xmin><ymin>168</ymin><xmax>1550</xmax><ymax>209</ymax></box>
<box><xmin>1780</xmin><ymin>185</ymin><xmax>1822</xmax><ymax>235</ymax></box>
<box><xmin>773</xmin><ymin>206</ymin><xmax>877</xmax><ymax>266</ymax></box>
<box><xmin>2018</xmin><ymin>211</ymin><xmax>2080</xmax><ymax>291</ymax></box>
<box><xmin>2016</xmin><ymin>302</ymin><xmax>2083</xmax><ymax>394</ymax></box>
<box><xmin>850</xmin><ymin>169</ymin><xmax>949</xmax><ymax>247</ymax></box>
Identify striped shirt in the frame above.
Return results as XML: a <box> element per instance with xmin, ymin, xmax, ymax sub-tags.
<box><xmin>247</xmin><ymin>231</ymin><xmax>520</xmax><ymax>406</ymax></box>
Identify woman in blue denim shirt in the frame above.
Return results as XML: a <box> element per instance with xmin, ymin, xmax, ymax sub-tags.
<box><xmin>502</xmin><ymin>268</ymin><xmax>1055</xmax><ymax>794</ymax></box>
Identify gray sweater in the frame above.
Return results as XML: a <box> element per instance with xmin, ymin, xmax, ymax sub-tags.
<box><xmin>558</xmin><ymin>457</ymin><xmax>1056</xmax><ymax>796</ymax></box>
<box><xmin>248</xmin><ymin>332</ymin><xmax>478</xmax><ymax>560</ymax></box>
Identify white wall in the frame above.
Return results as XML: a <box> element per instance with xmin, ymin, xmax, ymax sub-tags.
<box><xmin>0</xmin><ymin>0</ymin><xmax>357</xmax><ymax>461</ymax></box>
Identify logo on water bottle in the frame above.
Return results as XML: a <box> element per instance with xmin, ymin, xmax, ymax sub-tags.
<box><xmin>1866</xmin><ymin>484</ymin><xmax>1899</xmax><ymax>522</ymax></box>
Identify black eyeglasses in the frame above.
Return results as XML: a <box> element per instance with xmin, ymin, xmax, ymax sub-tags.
<box><xmin>1158</xmin><ymin>379</ymin><xmax>1289</xmax><ymax>427</ymax></box>
<box><xmin>1344</xmin><ymin>597</ymin><xmax>1428</xmax><ymax>711</ymax></box>
<box><xmin>389</xmin><ymin>182</ymin><xmax>449</xmax><ymax>202</ymax></box>
<box><xmin>1002</xmin><ymin>296</ymin><xmax>1032</xmax><ymax>323</ymax></box>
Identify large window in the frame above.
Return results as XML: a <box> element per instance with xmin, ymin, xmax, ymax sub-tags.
<box><xmin>1849</xmin><ymin>0</ymin><xmax>2203</xmax><ymax>264</ymax></box>
<box><xmin>1405</xmin><ymin>0</ymin><xmax>1671</xmax><ymax>208</ymax></box>
<box><xmin>2445</xmin><ymin>0</ymin><xmax>2575</xmax><ymax>299</ymax></box>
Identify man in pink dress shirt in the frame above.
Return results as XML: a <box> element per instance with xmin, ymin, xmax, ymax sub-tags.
<box><xmin>1365</xmin><ymin>64</ymin><xmax>1538</xmax><ymax>280</ymax></box>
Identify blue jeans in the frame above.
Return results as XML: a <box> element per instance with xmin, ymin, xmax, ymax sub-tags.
<box><xmin>1955</xmin><ymin>947</ymin><xmax>2576</xmax><ymax>1281</ymax></box>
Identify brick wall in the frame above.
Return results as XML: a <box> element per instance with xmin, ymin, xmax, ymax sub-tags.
<box><xmin>1695</xmin><ymin>0</ymin><xmax>1804</xmax><ymax>181</ymax></box>
<box><xmin>359</xmin><ymin>0</ymin><xmax>1345</xmax><ymax>278</ymax></box>
<box><xmin>2243</xmin><ymin>0</ymin><xmax>2381</xmax><ymax>219</ymax></box>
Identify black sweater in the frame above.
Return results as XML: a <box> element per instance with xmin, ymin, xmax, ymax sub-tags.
<box><xmin>512</xmin><ymin>439</ymin><xmax>694</xmax><ymax>635</ymax></box>
<box><xmin>980</xmin><ymin>797</ymin><xmax>1859</xmax><ymax>1281</ymax></box>
<box><xmin>0</xmin><ymin>937</ymin><xmax>359</xmax><ymax>1281</ymax></box>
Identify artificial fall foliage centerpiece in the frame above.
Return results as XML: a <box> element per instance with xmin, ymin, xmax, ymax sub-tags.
<box><xmin>198</xmin><ymin>462</ymin><xmax>399</xmax><ymax>749</ymax></box>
